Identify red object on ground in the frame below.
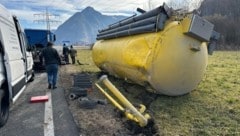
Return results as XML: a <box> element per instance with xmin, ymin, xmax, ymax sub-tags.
<box><xmin>30</xmin><ymin>95</ymin><xmax>49</xmax><ymax>103</ymax></box>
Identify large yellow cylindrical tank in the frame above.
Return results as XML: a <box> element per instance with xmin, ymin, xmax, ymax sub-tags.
<box><xmin>92</xmin><ymin>15</ymin><xmax>209</xmax><ymax>96</ymax></box>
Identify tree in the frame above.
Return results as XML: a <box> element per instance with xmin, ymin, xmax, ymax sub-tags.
<box><xmin>167</xmin><ymin>0</ymin><xmax>203</xmax><ymax>11</ymax></box>
<box><xmin>200</xmin><ymin>0</ymin><xmax>240</xmax><ymax>49</ymax></box>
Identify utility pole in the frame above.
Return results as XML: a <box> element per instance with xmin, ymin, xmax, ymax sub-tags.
<box><xmin>148</xmin><ymin>0</ymin><xmax>152</xmax><ymax>10</ymax></box>
<box><xmin>34</xmin><ymin>8</ymin><xmax>60</xmax><ymax>42</ymax></box>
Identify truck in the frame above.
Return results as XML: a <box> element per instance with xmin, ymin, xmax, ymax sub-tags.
<box><xmin>24</xmin><ymin>29</ymin><xmax>56</xmax><ymax>70</ymax></box>
<box><xmin>0</xmin><ymin>4</ymin><xmax>34</xmax><ymax>127</ymax></box>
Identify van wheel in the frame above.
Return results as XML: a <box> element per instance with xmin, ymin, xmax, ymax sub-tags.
<box><xmin>0</xmin><ymin>89</ymin><xmax>9</xmax><ymax>127</ymax></box>
<box><xmin>28</xmin><ymin>72</ymin><xmax>35</xmax><ymax>82</ymax></box>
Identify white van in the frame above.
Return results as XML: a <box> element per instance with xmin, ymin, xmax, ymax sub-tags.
<box><xmin>0</xmin><ymin>4</ymin><xmax>34</xmax><ymax>127</ymax></box>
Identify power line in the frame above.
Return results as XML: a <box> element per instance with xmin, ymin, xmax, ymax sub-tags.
<box><xmin>34</xmin><ymin>8</ymin><xmax>61</xmax><ymax>42</ymax></box>
<box><xmin>34</xmin><ymin>8</ymin><xmax>61</xmax><ymax>31</ymax></box>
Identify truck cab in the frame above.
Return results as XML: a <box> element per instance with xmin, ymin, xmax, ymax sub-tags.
<box><xmin>0</xmin><ymin>4</ymin><xmax>34</xmax><ymax>127</ymax></box>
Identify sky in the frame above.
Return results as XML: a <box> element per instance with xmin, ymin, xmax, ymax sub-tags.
<box><xmin>1</xmin><ymin>0</ymin><xmax>170</xmax><ymax>30</ymax></box>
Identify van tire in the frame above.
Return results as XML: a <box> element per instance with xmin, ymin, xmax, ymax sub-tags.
<box><xmin>28</xmin><ymin>72</ymin><xmax>35</xmax><ymax>82</ymax></box>
<box><xmin>0</xmin><ymin>89</ymin><xmax>9</xmax><ymax>127</ymax></box>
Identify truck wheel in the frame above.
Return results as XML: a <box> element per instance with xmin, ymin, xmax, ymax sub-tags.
<box><xmin>0</xmin><ymin>89</ymin><xmax>9</xmax><ymax>127</ymax></box>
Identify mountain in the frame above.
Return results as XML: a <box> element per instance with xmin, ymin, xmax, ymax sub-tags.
<box><xmin>54</xmin><ymin>7</ymin><xmax>127</xmax><ymax>45</ymax></box>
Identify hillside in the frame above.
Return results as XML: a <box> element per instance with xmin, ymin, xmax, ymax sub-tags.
<box><xmin>199</xmin><ymin>0</ymin><xmax>240</xmax><ymax>49</ymax></box>
<box><xmin>54</xmin><ymin>7</ymin><xmax>126</xmax><ymax>45</ymax></box>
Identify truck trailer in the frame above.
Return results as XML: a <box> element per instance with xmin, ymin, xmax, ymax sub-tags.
<box><xmin>24</xmin><ymin>29</ymin><xmax>56</xmax><ymax>70</ymax></box>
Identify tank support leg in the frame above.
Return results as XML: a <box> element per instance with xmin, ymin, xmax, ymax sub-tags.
<box><xmin>95</xmin><ymin>75</ymin><xmax>150</xmax><ymax>127</ymax></box>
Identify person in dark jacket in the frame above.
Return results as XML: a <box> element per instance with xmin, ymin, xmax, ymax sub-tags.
<box><xmin>41</xmin><ymin>42</ymin><xmax>61</xmax><ymax>89</ymax></box>
<box><xmin>62</xmin><ymin>43</ymin><xmax>69</xmax><ymax>64</ymax></box>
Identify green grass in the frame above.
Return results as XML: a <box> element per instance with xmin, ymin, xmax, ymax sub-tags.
<box><xmin>151</xmin><ymin>51</ymin><xmax>240</xmax><ymax>135</ymax></box>
<box><xmin>75</xmin><ymin>50</ymin><xmax>240</xmax><ymax>135</ymax></box>
<box><xmin>74</xmin><ymin>49</ymin><xmax>100</xmax><ymax>72</ymax></box>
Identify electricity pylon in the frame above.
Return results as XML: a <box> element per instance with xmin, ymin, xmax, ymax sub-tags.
<box><xmin>34</xmin><ymin>8</ymin><xmax>61</xmax><ymax>42</ymax></box>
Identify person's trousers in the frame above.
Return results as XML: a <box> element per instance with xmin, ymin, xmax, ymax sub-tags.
<box><xmin>46</xmin><ymin>64</ymin><xmax>58</xmax><ymax>87</ymax></box>
<box><xmin>71</xmin><ymin>56</ymin><xmax>75</xmax><ymax>64</ymax></box>
<box><xmin>64</xmin><ymin>54</ymin><xmax>69</xmax><ymax>63</ymax></box>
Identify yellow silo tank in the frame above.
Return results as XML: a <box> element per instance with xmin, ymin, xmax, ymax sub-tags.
<box><xmin>92</xmin><ymin>7</ymin><xmax>214</xmax><ymax>96</ymax></box>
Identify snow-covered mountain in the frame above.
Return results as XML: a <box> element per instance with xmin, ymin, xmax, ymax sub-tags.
<box><xmin>54</xmin><ymin>7</ymin><xmax>127</xmax><ymax>45</ymax></box>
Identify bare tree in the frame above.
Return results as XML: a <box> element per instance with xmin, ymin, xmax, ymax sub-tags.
<box><xmin>166</xmin><ymin>0</ymin><xmax>203</xmax><ymax>11</ymax></box>
<box><xmin>190</xmin><ymin>0</ymin><xmax>204</xmax><ymax>10</ymax></box>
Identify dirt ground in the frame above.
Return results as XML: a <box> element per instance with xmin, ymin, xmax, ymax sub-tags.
<box><xmin>59</xmin><ymin>65</ymin><xmax>158</xmax><ymax>136</ymax></box>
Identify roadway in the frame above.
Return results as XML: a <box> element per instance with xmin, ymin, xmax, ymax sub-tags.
<box><xmin>0</xmin><ymin>72</ymin><xmax>79</xmax><ymax>136</ymax></box>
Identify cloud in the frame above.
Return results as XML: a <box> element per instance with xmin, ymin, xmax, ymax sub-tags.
<box><xmin>1</xmin><ymin>0</ymin><xmax>170</xmax><ymax>29</ymax></box>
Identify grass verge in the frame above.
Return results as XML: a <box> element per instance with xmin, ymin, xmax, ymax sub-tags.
<box><xmin>73</xmin><ymin>50</ymin><xmax>240</xmax><ymax>135</ymax></box>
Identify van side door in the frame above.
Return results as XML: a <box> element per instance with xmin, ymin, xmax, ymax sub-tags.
<box><xmin>0</xmin><ymin>14</ymin><xmax>26</xmax><ymax>101</ymax></box>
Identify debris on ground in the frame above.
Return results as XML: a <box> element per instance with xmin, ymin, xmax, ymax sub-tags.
<box><xmin>30</xmin><ymin>95</ymin><xmax>49</xmax><ymax>103</ymax></box>
<box><xmin>60</xmin><ymin>67</ymin><xmax>160</xmax><ymax>135</ymax></box>
<box><xmin>68</xmin><ymin>73</ymin><xmax>92</xmax><ymax>100</ymax></box>
<box><xmin>78</xmin><ymin>97</ymin><xmax>107</xmax><ymax>109</ymax></box>
<box><xmin>77</xmin><ymin>60</ymin><xmax>88</xmax><ymax>65</ymax></box>
<box><xmin>68</xmin><ymin>88</ymin><xmax>87</xmax><ymax>100</ymax></box>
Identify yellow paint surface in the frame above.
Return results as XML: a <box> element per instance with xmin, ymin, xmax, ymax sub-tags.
<box><xmin>92</xmin><ymin>17</ymin><xmax>208</xmax><ymax>96</ymax></box>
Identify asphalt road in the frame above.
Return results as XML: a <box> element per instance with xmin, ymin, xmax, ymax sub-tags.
<box><xmin>0</xmin><ymin>73</ymin><xmax>79</xmax><ymax>136</ymax></box>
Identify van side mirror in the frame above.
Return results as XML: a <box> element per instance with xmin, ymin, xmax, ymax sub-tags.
<box><xmin>27</xmin><ymin>46</ymin><xmax>32</xmax><ymax>51</ymax></box>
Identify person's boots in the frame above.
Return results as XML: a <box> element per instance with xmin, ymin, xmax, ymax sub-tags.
<box><xmin>48</xmin><ymin>84</ymin><xmax>52</xmax><ymax>89</ymax></box>
<box><xmin>52</xmin><ymin>86</ymin><xmax>57</xmax><ymax>89</ymax></box>
<box><xmin>52</xmin><ymin>84</ymin><xmax>57</xmax><ymax>89</ymax></box>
